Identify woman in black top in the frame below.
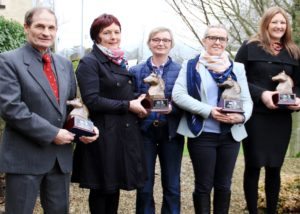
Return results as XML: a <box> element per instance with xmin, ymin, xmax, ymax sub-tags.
<box><xmin>71</xmin><ymin>14</ymin><xmax>148</xmax><ymax>214</ymax></box>
<box><xmin>235</xmin><ymin>6</ymin><xmax>300</xmax><ymax>214</ymax></box>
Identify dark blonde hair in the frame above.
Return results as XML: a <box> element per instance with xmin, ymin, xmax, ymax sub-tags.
<box><xmin>249</xmin><ymin>6</ymin><xmax>300</xmax><ymax>59</ymax></box>
<box><xmin>147</xmin><ymin>27</ymin><xmax>175</xmax><ymax>48</ymax></box>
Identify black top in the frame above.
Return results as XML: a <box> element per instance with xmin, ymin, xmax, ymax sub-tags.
<box><xmin>71</xmin><ymin>45</ymin><xmax>147</xmax><ymax>192</ymax></box>
<box><xmin>235</xmin><ymin>41</ymin><xmax>300</xmax><ymax>114</ymax></box>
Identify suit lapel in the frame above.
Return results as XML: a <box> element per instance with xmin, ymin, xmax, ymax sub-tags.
<box><xmin>52</xmin><ymin>55</ymin><xmax>68</xmax><ymax>113</ymax></box>
<box><xmin>24</xmin><ymin>47</ymin><xmax>62</xmax><ymax>114</ymax></box>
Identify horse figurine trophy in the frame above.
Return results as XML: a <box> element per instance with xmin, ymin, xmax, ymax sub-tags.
<box><xmin>141</xmin><ymin>73</ymin><xmax>170</xmax><ymax>112</ymax></box>
<box><xmin>218</xmin><ymin>76</ymin><xmax>244</xmax><ymax>113</ymax></box>
<box><xmin>64</xmin><ymin>98</ymin><xmax>96</xmax><ymax>137</ymax></box>
<box><xmin>271</xmin><ymin>71</ymin><xmax>296</xmax><ymax>106</ymax></box>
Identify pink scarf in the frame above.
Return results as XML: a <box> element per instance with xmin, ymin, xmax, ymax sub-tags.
<box><xmin>97</xmin><ymin>44</ymin><xmax>128</xmax><ymax>69</ymax></box>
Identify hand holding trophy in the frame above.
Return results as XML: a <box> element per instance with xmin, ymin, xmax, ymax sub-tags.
<box><xmin>64</xmin><ymin>98</ymin><xmax>96</xmax><ymax>137</ymax></box>
<box><xmin>271</xmin><ymin>71</ymin><xmax>296</xmax><ymax>106</ymax></box>
<box><xmin>141</xmin><ymin>73</ymin><xmax>170</xmax><ymax>112</ymax></box>
<box><xmin>218</xmin><ymin>76</ymin><xmax>244</xmax><ymax>113</ymax></box>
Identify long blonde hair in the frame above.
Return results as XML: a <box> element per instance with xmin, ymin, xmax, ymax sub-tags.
<box><xmin>249</xmin><ymin>6</ymin><xmax>300</xmax><ymax>59</ymax></box>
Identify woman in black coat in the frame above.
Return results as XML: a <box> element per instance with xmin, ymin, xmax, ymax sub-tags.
<box><xmin>235</xmin><ymin>6</ymin><xmax>300</xmax><ymax>214</ymax></box>
<box><xmin>71</xmin><ymin>14</ymin><xmax>148</xmax><ymax>214</ymax></box>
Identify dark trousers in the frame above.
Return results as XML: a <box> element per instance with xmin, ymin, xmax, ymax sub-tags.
<box><xmin>136</xmin><ymin>125</ymin><xmax>184</xmax><ymax>214</ymax></box>
<box><xmin>188</xmin><ymin>132</ymin><xmax>240</xmax><ymax>195</ymax></box>
<box><xmin>244</xmin><ymin>166</ymin><xmax>281</xmax><ymax>214</ymax></box>
<box><xmin>5</xmin><ymin>161</ymin><xmax>70</xmax><ymax>214</ymax></box>
<box><xmin>89</xmin><ymin>190</ymin><xmax>120</xmax><ymax>214</ymax></box>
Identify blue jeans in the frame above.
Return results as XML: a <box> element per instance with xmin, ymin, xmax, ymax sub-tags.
<box><xmin>136</xmin><ymin>124</ymin><xmax>184</xmax><ymax>214</ymax></box>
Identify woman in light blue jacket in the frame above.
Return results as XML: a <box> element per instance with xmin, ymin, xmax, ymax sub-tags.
<box><xmin>172</xmin><ymin>25</ymin><xmax>253</xmax><ymax>214</ymax></box>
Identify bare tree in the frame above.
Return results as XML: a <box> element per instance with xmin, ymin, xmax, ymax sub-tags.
<box><xmin>292</xmin><ymin>0</ymin><xmax>300</xmax><ymax>44</ymax></box>
<box><xmin>165</xmin><ymin>0</ymin><xmax>298</xmax><ymax>56</ymax></box>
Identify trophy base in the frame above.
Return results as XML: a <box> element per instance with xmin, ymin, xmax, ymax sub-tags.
<box><xmin>272</xmin><ymin>93</ymin><xmax>296</xmax><ymax>106</ymax></box>
<box><xmin>218</xmin><ymin>99</ymin><xmax>244</xmax><ymax>113</ymax></box>
<box><xmin>64</xmin><ymin>116</ymin><xmax>95</xmax><ymax>137</ymax></box>
<box><xmin>141</xmin><ymin>97</ymin><xmax>170</xmax><ymax>113</ymax></box>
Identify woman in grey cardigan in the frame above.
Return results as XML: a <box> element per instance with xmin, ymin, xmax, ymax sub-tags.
<box><xmin>172</xmin><ymin>25</ymin><xmax>253</xmax><ymax>214</ymax></box>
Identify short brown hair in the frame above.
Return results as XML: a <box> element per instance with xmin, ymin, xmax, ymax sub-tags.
<box><xmin>90</xmin><ymin>13</ymin><xmax>121</xmax><ymax>43</ymax></box>
<box><xmin>24</xmin><ymin>7</ymin><xmax>57</xmax><ymax>26</ymax></box>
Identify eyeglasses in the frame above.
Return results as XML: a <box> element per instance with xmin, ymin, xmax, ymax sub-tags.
<box><xmin>205</xmin><ymin>36</ymin><xmax>228</xmax><ymax>43</ymax></box>
<box><xmin>151</xmin><ymin>38</ymin><xmax>172</xmax><ymax>44</ymax></box>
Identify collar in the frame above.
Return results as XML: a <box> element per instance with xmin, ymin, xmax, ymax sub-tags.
<box><xmin>146</xmin><ymin>56</ymin><xmax>172</xmax><ymax>70</ymax></box>
<box><xmin>151</xmin><ymin>57</ymin><xmax>166</xmax><ymax>68</ymax></box>
<box><xmin>25</xmin><ymin>43</ymin><xmax>52</xmax><ymax>61</ymax></box>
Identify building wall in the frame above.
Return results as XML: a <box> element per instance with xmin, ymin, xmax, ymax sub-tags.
<box><xmin>0</xmin><ymin>0</ymin><xmax>33</xmax><ymax>24</ymax></box>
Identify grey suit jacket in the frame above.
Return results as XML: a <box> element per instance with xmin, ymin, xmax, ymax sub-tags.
<box><xmin>0</xmin><ymin>43</ymin><xmax>76</xmax><ymax>174</ymax></box>
<box><xmin>172</xmin><ymin>60</ymin><xmax>253</xmax><ymax>142</ymax></box>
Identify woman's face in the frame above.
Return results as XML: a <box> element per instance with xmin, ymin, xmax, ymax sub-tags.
<box><xmin>202</xmin><ymin>28</ymin><xmax>228</xmax><ymax>56</ymax></box>
<box><xmin>148</xmin><ymin>31</ymin><xmax>172</xmax><ymax>57</ymax></box>
<box><xmin>267</xmin><ymin>13</ymin><xmax>287</xmax><ymax>42</ymax></box>
<box><xmin>97</xmin><ymin>23</ymin><xmax>121</xmax><ymax>49</ymax></box>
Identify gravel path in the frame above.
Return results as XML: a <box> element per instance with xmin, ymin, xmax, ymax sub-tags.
<box><xmin>0</xmin><ymin>155</ymin><xmax>299</xmax><ymax>214</ymax></box>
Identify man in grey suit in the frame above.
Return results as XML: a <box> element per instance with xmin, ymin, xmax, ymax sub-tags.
<box><xmin>0</xmin><ymin>7</ymin><xmax>98</xmax><ymax>214</ymax></box>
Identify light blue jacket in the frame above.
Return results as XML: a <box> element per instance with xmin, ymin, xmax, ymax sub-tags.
<box><xmin>172</xmin><ymin>59</ymin><xmax>253</xmax><ymax>142</ymax></box>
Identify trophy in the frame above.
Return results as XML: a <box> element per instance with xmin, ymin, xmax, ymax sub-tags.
<box><xmin>141</xmin><ymin>73</ymin><xmax>170</xmax><ymax>112</ymax></box>
<box><xmin>272</xmin><ymin>71</ymin><xmax>296</xmax><ymax>106</ymax></box>
<box><xmin>64</xmin><ymin>98</ymin><xmax>96</xmax><ymax>137</ymax></box>
<box><xmin>218</xmin><ymin>76</ymin><xmax>244</xmax><ymax>113</ymax></box>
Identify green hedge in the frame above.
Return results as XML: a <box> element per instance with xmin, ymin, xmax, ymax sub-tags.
<box><xmin>0</xmin><ymin>16</ymin><xmax>26</xmax><ymax>53</ymax></box>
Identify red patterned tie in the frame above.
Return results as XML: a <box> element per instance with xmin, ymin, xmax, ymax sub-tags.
<box><xmin>42</xmin><ymin>53</ymin><xmax>59</xmax><ymax>103</ymax></box>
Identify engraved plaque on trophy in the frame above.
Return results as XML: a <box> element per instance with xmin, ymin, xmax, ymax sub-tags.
<box><xmin>64</xmin><ymin>98</ymin><xmax>96</xmax><ymax>137</ymax></box>
<box><xmin>218</xmin><ymin>76</ymin><xmax>244</xmax><ymax>113</ymax></box>
<box><xmin>141</xmin><ymin>73</ymin><xmax>170</xmax><ymax>112</ymax></box>
<box><xmin>271</xmin><ymin>71</ymin><xmax>296</xmax><ymax>106</ymax></box>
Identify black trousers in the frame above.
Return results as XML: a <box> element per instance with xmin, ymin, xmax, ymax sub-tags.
<box><xmin>89</xmin><ymin>189</ymin><xmax>120</xmax><ymax>214</ymax></box>
<box><xmin>188</xmin><ymin>132</ymin><xmax>240</xmax><ymax>195</ymax></box>
<box><xmin>5</xmin><ymin>161</ymin><xmax>70</xmax><ymax>214</ymax></box>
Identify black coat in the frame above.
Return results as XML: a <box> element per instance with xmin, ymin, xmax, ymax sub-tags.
<box><xmin>71</xmin><ymin>45</ymin><xmax>147</xmax><ymax>192</ymax></box>
<box><xmin>235</xmin><ymin>41</ymin><xmax>300</xmax><ymax>167</ymax></box>
<box><xmin>235</xmin><ymin>41</ymin><xmax>300</xmax><ymax>113</ymax></box>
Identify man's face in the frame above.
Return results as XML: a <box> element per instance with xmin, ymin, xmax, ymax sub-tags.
<box><xmin>24</xmin><ymin>10</ymin><xmax>57</xmax><ymax>52</ymax></box>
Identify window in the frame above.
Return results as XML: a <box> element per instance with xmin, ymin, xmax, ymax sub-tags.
<box><xmin>0</xmin><ymin>0</ymin><xmax>5</xmax><ymax>9</ymax></box>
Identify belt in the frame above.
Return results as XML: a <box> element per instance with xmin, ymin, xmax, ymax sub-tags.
<box><xmin>152</xmin><ymin>120</ymin><xmax>167</xmax><ymax>127</ymax></box>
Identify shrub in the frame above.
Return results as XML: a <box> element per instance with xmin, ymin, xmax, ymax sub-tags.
<box><xmin>72</xmin><ymin>60</ymin><xmax>79</xmax><ymax>71</ymax></box>
<box><xmin>0</xmin><ymin>16</ymin><xmax>26</xmax><ymax>53</ymax></box>
<box><xmin>0</xmin><ymin>16</ymin><xmax>26</xmax><ymax>201</ymax></box>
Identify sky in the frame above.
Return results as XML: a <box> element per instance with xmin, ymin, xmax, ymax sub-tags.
<box><xmin>53</xmin><ymin>0</ymin><xmax>202</xmax><ymax>61</ymax></box>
